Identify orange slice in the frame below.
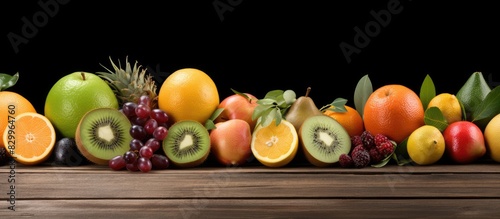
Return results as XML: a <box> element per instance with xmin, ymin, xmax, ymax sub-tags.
<box><xmin>3</xmin><ymin>112</ymin><xmax>56</xmax><ymax>165</ymax></box>
<box><xmin>251</xmin><ymin>120</ymin><xmax>298</xmax><ymax>167</ymax></box>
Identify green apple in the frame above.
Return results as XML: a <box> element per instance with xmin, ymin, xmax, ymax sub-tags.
<box><xmin>44</xmin><ymin>72</ymin><xmax>118</xmax><ymax>138</ymax></box>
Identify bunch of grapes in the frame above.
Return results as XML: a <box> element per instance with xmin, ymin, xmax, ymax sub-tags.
<box><xmin>109</xmin><ymin>95</ymin><xmax>170</xmax><ymax>172</ymax></box>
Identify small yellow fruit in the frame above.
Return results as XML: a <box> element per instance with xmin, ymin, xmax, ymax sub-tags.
<box><xmin>484</xmin><ymin>113</ymin><xmax>500</xmax><ymax>162</ymax></box>
<box><xmin>427</xmin><ymin>93</ymin><xmax>462</xmax><ymax>124</ymax></box>
<box><xmin>407</xmin><ymin>125</ymin><xmax>445</xmax><ymax>165</ymax></box>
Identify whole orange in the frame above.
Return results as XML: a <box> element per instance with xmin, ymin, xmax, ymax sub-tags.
<box><xmin>158</xmin><ymin>68</ymin><xmax>219</xmax><ymax>125</ymax></box>
<box><xmin>0</xmin><ymin>91</ymin><xmax>37</xmax><ymax>148</ymax></box>
<box><xmin>363</xmin><ymin>84</ymin><xmax>424</xmax><ymax>143</ymax></box>
<box><xmin>323</xmin><ymin>105</ymin><xmax>364</xmax><ymax>137</ymax></box>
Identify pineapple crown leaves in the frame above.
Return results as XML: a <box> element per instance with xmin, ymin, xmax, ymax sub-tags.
<box><xmin>0</xmin><ymin>72</ymin><xmax>19</xmax><ymax>91</ymax></box>
<box><xmin>251</xmin><ymin>89</ymin><xmax>296</xmax><ymax>128</ymax></box>
<box><xmin>97</xmin><ymin>56</ymin><xmax>158</xmax><ymax>107</ymax></box>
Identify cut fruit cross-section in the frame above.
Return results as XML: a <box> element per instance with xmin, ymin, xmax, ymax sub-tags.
<box><xmin>3</xmin><ymin>112</ymin><xmax>56</xmax><ymax>165</ymax></box>
<box><xmin>251</xmin><ymin>120</ymin><xmax>298</xmax><ymax>168</ymax></box>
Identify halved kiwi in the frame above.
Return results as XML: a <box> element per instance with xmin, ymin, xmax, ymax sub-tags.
<box><xmin>299</xmin><ymin>115</ymin><xmax>351</xmax><ymax>167</ymax></box>
<box><xmin>162</xmin><ymin>120</ymin><xmax>210</xmax><ymax>168</ymax></box>
<box><xmin>75</xmin><ymin>108</ymin><xmax>132</xmax><ymax>165</ymax></box>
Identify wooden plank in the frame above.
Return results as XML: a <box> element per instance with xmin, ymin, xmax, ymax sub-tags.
<box><xmin>3</xmin><ymin>170</ymin><xmax>500</xmax><ymax>199</ymax></box>
<box><xmin>1</xmin><ymin>199</ymin><xmax>499</xmax><ymax>218</ymax></box>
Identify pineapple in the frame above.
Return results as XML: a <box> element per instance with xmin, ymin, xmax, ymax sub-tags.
<box><xmin>97</xmin><ymin>56</ymin><xmax>158</xmax><ymax>108</ymax></box>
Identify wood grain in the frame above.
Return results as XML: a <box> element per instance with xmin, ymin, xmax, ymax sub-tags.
<box><xmin>1</xmin><ymin>163</ymin><xmax>499</xmax><ymax>218</ymax></box>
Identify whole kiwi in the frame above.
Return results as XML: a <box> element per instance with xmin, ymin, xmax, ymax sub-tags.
<box><xmin>162</xmin><ymin>120</ymin><xmax>210</xmax><ymax>168</ymax></box>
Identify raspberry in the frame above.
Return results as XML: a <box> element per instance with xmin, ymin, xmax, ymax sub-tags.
<box><xmin>360</xmin><ymin>131</ymin><xmax>375</xmax><ymax>149</ymax></box>
<box><xmin>351</xmin><ymin>135</ymin><xmax>362</xmax><ymax>147</ymax></box>
<box><xmin>338</xmin><ymin>154</ymin><xmax>354</xmax><ymax>168</ymax></box>
<box><xmin>377</xmin><ymin>141</ymin><xmax>395</xmax><ymax>157</ymax></box>
<box><xmin>369</xmin><ymin>148</ymin><xmax>383</xmax><ymax>164</ymax></box>
<box><xmin>374</xmin><ymin>133</ymin><xmax>389</xmax><ymax>146</ymax></box>
<box><xmin>351</xmin><ymin>146</ymin><xmax>371</xmax><ymax>168</ymax></box>
<box><xmin>351</xmin><ymin>144</ymin><xmax>365</xmax><ymax>156</ymax></box>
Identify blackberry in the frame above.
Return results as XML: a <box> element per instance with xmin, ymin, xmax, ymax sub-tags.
<box><xmin>351</xmin><ymin>146</ymin><xmax>370</xmax><ymax>168</ymax></box>
<box><xmin>369</xmin><ymin>148</ymin><xmax>383</xmax><ymax>164</ymax></box>
<box><xmin>338</xmin><ymin>154</ymin><xmax>354</xmax><ymax>168</ymax></box>
<box><xmin>374</xmin><ymin>133</ymin><xmax>389</xmax><ymax>146</ymax></box>
<box><xmin>360</xmin><ymin>131</ymin><xmax>375</xmax><ymax>149</ymax></box>
<box><xmin>0</xmin><ymin>147</ymin><xmax>7</xmax><ymax>166</ymax></box>
<box><xmin>377</xmin><ymin>141</ymin><xmax>395</xmax><ymax>157</ymax></box>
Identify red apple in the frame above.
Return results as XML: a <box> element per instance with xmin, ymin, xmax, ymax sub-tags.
<box><xmin>214</xmin><ymin>93</ymin><xmax>259</xmax><ymax>131</ymax></box>
<box><xmin>209</xmin><ymin>119</ymin><xmax>252</xmax><ymax>166</ymax></box>
<box><xmin>443</xmin><ymin>121</ymin><xmax>486</xmax><ymax>164</ymax></box>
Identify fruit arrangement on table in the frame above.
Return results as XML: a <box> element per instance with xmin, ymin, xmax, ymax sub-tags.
<box><xmin>1</xmin><ymin>57</ymin><xmax>500</xmax><ymax>173</ymax></box>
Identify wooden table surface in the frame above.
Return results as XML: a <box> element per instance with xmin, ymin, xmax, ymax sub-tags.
<box><xmin>1</xmin><ymin>159</ymin><xmax>500</xmax><ymax>218</ymax></box>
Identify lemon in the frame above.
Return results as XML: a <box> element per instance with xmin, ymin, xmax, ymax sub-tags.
<box><xmin>157</xmin><ymin>68</ymin><xmax>219</xmax><ymax>125</ymax></box>
<box><xmin>407</xmin><ymin>125</ymin><xmax>445</xmax><ymax>165</ymax></box>
<box><xmin>427</xmin><ymin>93</ymin><xmax>462</xmax><ymax>124</ymax></box>
<box><xmin>484</xmin><ymin>113</ymin><xmax>500</xmax><ymax>162</ymax></box>
<box><xmin>44</xmin><ymin>72</ymin><xmax>119</xmax><ymax>138</ymax></box>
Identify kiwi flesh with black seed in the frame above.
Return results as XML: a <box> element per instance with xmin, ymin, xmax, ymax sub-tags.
<box><xmin>299</xmin><ymin>115</ymin><xmax>351</xmax><ymax>167</ymax></box>
<box><xmin>75</xmin><ymin>108</ymin><xmax>132</xmax><ymax>165</ymax></box>
<box><xmin>162</xmin><ymin>120</ymin><xmax>210</xmax><ymax>168</ymax></box>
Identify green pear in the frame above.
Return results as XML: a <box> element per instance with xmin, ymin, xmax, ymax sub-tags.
<box><xmin>456</xmin><ymin>72</ymin><xmax>491</xmax><ymax>119</ymax></box>
<box><xmin>284</xmin><ymin>87</ymin><xmax>324</xmax><ymax>132</ymax></box>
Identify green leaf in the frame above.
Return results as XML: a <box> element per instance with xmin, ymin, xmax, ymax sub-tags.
<box><xmin>0</xmin><ymin>72</ymin><xmax>19</xmax><ymax>91</ymax></box>
<box><xmin>319</xmin><ymin>97</ymin><xmax>348</xmax><ymax>112</ymax></box>
<box><xmin>392</xmin><ymin>138</ymin><xmax>413</xmax><ymax>166</ymax></box>
<box><xmin>256</xmin><ymin>98</ymin><xmax>277</xmax><ymax>106</ymax></box>
<box><xmin>264</xmin><ymin>90</ymin><xmax>284</xmax><ymax>99</ymax></box>
<box><xmin>259</xmin><ymin>108</ymin><xmax>279</xmax><ymax>128</ymax></box>
<box><xmin>353</xmin><ymin>74</ymin><xmax>372</xmax><ymax>119</ymax></box>
<box><xmin>252</xmin><ymin>104</ymin><xmax>274</xmax><ymax>121</ymax></box>
<box><xmin>204</xmin><ymin>119</ymin><xmax>216</xmax><ymax>131</ymax></box>
<box><xmin>419</xmin><ymin>74</ymin><xmax>436</xmax><ymax>109</ymax></box>
<box><xmin>471</xmin><ymin>85</ymin><xmax>500</xmax><ymax>129</ymax></box>
<box><xmin>424</xmin><ymin>107</ymin><xmax>448</xmax><ymax>132</ymax></box>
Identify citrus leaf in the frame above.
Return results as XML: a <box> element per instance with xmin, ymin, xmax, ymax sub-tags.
<box><xmin>471</xmin><ymin>85</ymin><xmax>500</xmax><ymax>129</ymax></box>
<box><xmin>0</xmin><ymin>72</ymin><xmax>19</xmax><ymax>91</ymax></box>
<box><xmin>419</xmin><ymin>74</ymin><xmax>436</xmax><ymax>109</ymax></box>
<box><xmin>264</xmin><ymin>90</ymin><xmax>284</xmax><ymax>99</ymax></box>
<box><xmin>424</xmin><ymin>107</ymin><xmax>448</xmax><ymax>132</ymax></box>
<box><xmin>392</xmin><ymin>138</ymin><xmax>412</xmax><ymax>166</ymax></box>
<box><xmin>251</xmin><ymin>104</ymin><xmax>274</xmax><ymax>121</ymax></box>
<box><xmin>353</xmin><ymin>74</ymin><xmax>372</xmax><ymax>119</ymax></box>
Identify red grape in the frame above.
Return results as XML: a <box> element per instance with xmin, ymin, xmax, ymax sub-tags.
<box><xmin>144</xmin><ymin>138</ymin><xmax>161</xmax><ymax>152</ymax></box>
<box><xmin>153</xmin><ymin>126</ymin><xmax>168</xmax><ymax>141</ymax></box>
<box><xmin>144</xmin><ymin>118</ymin><xmax>158</xmax><ymax>135</ymax></box>
<box><xmin>137</xmin><ymin>157</ymin><xmax>152</xmax><ymax>173</ymax></box>
<box><xmin>135</xmin><ymin>104</ymin><xmax>151</xmax><ymax>119</ymax></box>
<box><xmin>150</xmin><ymin>108</ymin><xmax>169</xmax><ymax>124</ymax></box>
<box><xmin>151</xmin><ymin>154</ymin><xmax>169</xmax><ymax>170</ymax></box>
<box><xmin>139</xmin><ymin>146</ymin><xmax>154</xmax><ymax>159</ymax></box>
<box><xmin>109</xmin><ymin>155</ymin><xmax>126</xmax><ymax>171</ymax></box>
<box><xmin>122</xmin><ymin>102</ymin><xmax>137</xmax><ymax>117</ymax></box>
<box><xmin>124</xmin><ymin>151</ymin><xmax>138</xmax><ymax>164</ymax></box>
<box><xmin>130</xmin><ymin>125</ymin><xmax>147</xmax><ymax>141</ymax></box>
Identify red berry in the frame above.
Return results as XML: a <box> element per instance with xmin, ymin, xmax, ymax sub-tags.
<box><xmin>339</xmin><ymin>154</ymin><xmax>354</xmax><ymax>168</ymax></box>
<box><xmin>377</xmin><ymin>141</ymin><xmax>395</xmax><ymax>157</ymax></box>
<box><xmin>374</xmin><ymin>133</ymin><xmax>389</xmax><ymax>146</ymax></box>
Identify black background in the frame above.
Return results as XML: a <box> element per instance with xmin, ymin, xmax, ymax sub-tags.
<box><xmin>1</xmin><ymin>0</ymin><xmax>499</xmax><ymax>113</ymax></box>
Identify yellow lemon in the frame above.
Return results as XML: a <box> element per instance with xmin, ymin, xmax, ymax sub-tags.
<box><xmin>484</xmin><ymin>113</ymin><xmax>500</xmax><ymax>162</ymax></box>
<box><xmin>407</xmin><ymin>125</ymin><xmax>445</xmax><ymax>165</ymax></box>
<box><xmin>427</xmin><ymin>93</ymin><xmax>462</xmax><ymax>124</ymax></box>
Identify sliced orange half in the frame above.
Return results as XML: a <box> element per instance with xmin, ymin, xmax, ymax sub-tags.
<box><xmin>3</xmin><ymin>112</ymin><xmax>56</xmax><ymax>165</ymax></box>
<box><xmin>251</xmin><ymin>120</ymin><xmax>298</xmax><ymax>167</ymax></box>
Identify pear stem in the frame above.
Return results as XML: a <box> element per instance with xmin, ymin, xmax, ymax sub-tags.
<box><xmin>305</xmin><ymin>87</ymin><xmax>311</xmax><ymax>97</ymax></box>
<box><xmin>81</xmin><ymin>72</ymin><xmax>86</xmax><ymax>81</ymax></box>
